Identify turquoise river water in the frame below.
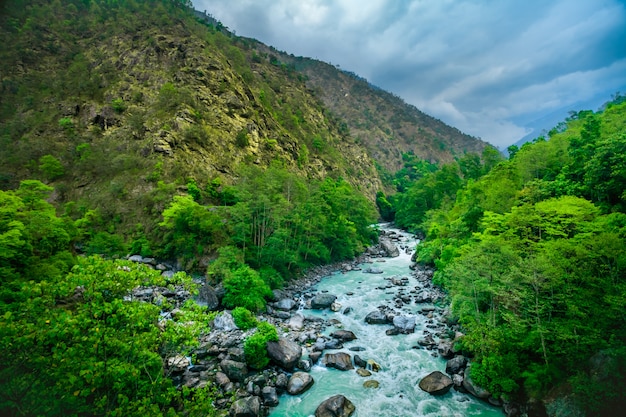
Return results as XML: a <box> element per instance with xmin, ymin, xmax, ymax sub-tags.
<box><xmin>269</xmin><ymin>227</ymin><xmax>504</xmax><ymax>417</ymax></box>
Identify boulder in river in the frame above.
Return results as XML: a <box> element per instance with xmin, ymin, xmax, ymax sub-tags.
<box><xmin>392</xmin><ymin>315</ymin><xmax>416</xmax><ymax>334</ymax></box>
<box><xmin>287</xmin><ymin>371</ymin><xmax>315</xmax><ymax>395</ymax></box>
<box><xmin>261</xmin><ymin>386</ymin><xmax>279</xmax><ymax>407</ymax></box>
<box><xmin>445</xmin><ymin>355</ymin><xmax>468</xmax><ymax>375</ymax></box>
<box><xmin>379</xmin><ymin>238</ymin><xmax>400</xmax><ymax>257</ymax></box>
<box><xmin>331</xmin><ymin>330</ymin><xmax>357</xmax><ymax>341</ymax></box>
<box><xmin>363</xmin><ymin>380</ymin><xmax>380</xmax><ymax>389</ymax></box>
<box><xmin>230</xmin><ymin>395</ymin><xmax>261</xmax><ymax>417</ymax></box>
<box><xmin>324</xmin><ymin>352</ymin><xmax>354</xmax><ymax>371</ymax></box>
<box><xmin>314</xmin><ymin>395</ymin><xmax>356</xmax><ymax>417</ymax></box>
<box><xmin>364</xmin><ymin>267</ymin><xmax>384</xmax><ymax>274</ymax></box>
<box><xmin>311</xmin><ymin>293</ymin><xmax>337</xmax><ymax>309</ymax></box>
<box><xmin>418</xmin><ymin>371</ymin><xmax>453</xmax><ymax>395</ymax></box>
<box><xmin>365</xmin><ymin>310</ymin><xmax>388</xmax><ymax>324</ymax></box>
<box><xmin>267</xmin><ymin>338</ymin><xmax>302</xmax><ymax>371</ymax></box>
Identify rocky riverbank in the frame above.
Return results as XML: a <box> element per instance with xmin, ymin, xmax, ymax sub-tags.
<box><xmin>126</xmin><ymin>229</ymin><xmax>515</xmax><ymax>416</ymax></box>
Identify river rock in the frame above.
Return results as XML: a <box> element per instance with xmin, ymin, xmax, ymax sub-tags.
<box><xmin>311</xmin><ymin>293</ymin><xmax>337</xmax><ymax>309</ymax></box>
<box><xmin>314</xmin><ymin>395</ymin><xmax>356</xmax><ymax>417</ymax></box>
<box><xmin>392</xmin><ymin>315</ymin><xmax>416</xmax><ymax>334</ymax></box>
<box><xmin>446</xmin><ymin>355</ymin><xmax>468</xmax><ymax>375</ymax></box>
<box><xmin>367</xmin><ymin>359</ymin><xmax>381</xmax><ymax>372</ymax></box>
<box><xmin>365</xmin><ymin>310</ymin><xmax>388</xmax><ymax>324</ymax></box>
<box><xmin>354</xmin><ymin>355</ymin><xmax>367</xmax><ymax>368</ymax></box>
<box><xmin>267</xmin><ymin>338</ymin><xmax>302</xmax><ymax>370</ymax></box>
<box><xmin>230</xmin><ymin>395</ymin><xmax>261</xmax><ymax>417</ymax></box>
<box><xmin>325</xmin><ymin>339</ymin><xmax>344</xmax><ymax>350</ymax></box>
<box><xmin>363</xmin><ymin>380</ymin><xmax>380</xmax><ymax>389</ymax></box>
<box><xmin>364</xmin><ymin>267</ymin><xmax>384</xmax><ymax>274</ymax></box>
<box><xmin>288</xmin><ymin>313</ymin><xmax>305</xmax><ymax>330</ymax></box>
<box><xmin>309</xmin><ymin>351</ymin><xmax>322</xmax><ymax>364</ymax></box>
<box><xmin>213</xmin><ymin>311</ymin><xmax>238</xmax><ymax>331</ymax></box>
<box><xmin>418</xmin><ymin>371</ymin><xmax>453</xmax><ymax>395</ymax></box>
<box><xmin>166</xmin><ymin>355</ymin><xmax>189</xmax><ymax>373</ymax></box>
<box><xmin>287</xmin><ymin>371</ymin><xmax>315</xmax><ymax>395</ymax></box>
<box><xmin>220</xmin><ymin>359</ymin><xmax>248</xmax><ymax>382</ymax></box>
<box><xmin>275</xmin><ymin>373</ymin><xmax>289</xmax><ymax>391</ymax></box>
<box><xmin>330</xmin><ymin>301</ymin><xmax>342</xmax><ymax>312</ymax></box>
<box><xmin>463</xmin><ymin>366</ymin><xmax>491</xmax><ymax>399</ymax></box>
<box><xmin>276</xmin><ymin>298</ymin><xmax>297</xmax><ymax>311</ymax></box>
<box><xmin>331</xmin><ymin>330</ymin><xmax>357</xmax><ymax>341</ymax></box>
<box><xmin>198</xmin><ymin>284</ymin><xmax>220</xmax><ymax>310</ymax></box>
<box><xmin>380</xmin><ymin>238</ymin><xmax>400</xmax><ymax>257</ymax></box>
<box><xmin>262</xmin><ymin>386</ymin><xmax>279</xmax><ymax>406</ymax></box>
<box><xmin>324</xmin><ymin>352</ymin><xmax>354</xmax><ymax>371</ymax></box>
<box><xmin>356</xmin><ymin>368</ymin><xmax>371</xmax><ymax>377</ymax></box>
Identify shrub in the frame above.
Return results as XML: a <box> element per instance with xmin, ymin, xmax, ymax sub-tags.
<box><xmin>111</xmin><ymin>98</ymin><xmax>126</xmax><ymax>113</ymax></box>
<box><xmin>221</xmin><ymin>265</ymin><xmax>271</xmax><ymax>312</ymax></box>
<box><xmin>38</xmin><ymin>154</ymin><xmax>64</xmax><ymax>180</ymax></box>
<box><xmin>235</xmin><ymin>129</ymin><xmax>249</xmax><ymax>148</ymax></box>
<box><xmin>243</xmin><ymin>322</ymin><xmax>279</xmax><ymax>369</ymax></box>
<box><xmin>231</xmin><ymin>307</ymin><xmax>257</xmax><ymax>330</ymax></box>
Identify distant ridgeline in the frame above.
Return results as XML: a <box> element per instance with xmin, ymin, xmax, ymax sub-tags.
<box><xmin>3</xmin><ymin>0</ymin><xmax>622</xmax><ymax>416</ymax></box>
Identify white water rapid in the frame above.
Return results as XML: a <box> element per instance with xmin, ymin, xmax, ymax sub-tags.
<box><xmin>269</xmin><ymin>226</ymin><xmax>504</xmax><ymax>417</ymax></box>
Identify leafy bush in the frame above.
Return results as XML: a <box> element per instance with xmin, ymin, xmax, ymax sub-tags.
<box><xmin>243</xmin><ymin>321</ymin><xmax>279</xmax><ymax>370</ymax></box>
<box><xmin>38</xmin><ymin>154</ymin><xmax>64</xmax><ymax>181</ymax></box>
<box><xmin>111</xmin><ymin>98</ymin><xmax>126</xmax><ymax>113</ymax></box>
<box><xmin>231</xmin><ymin>307</ymin><xmax>257</xmax><ymax>330</ymax></box>
<box><xmin>221</xmin><ymin>265</ymin><xmax>272</xmax><ymax>312</ymax></box>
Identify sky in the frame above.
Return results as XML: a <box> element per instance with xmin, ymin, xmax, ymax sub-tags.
<box><xmin>192</xmin><ymin>0</ymin><xmax>626</xmax><ymax>149</ymax></box>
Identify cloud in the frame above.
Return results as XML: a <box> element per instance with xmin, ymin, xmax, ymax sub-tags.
<box><xmin>193</xmin><ymin>0</ymin><xmax>626</xmax><ymax>148</ymax></box>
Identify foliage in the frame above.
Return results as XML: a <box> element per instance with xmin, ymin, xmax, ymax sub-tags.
<box><xmin>231</xmin><ymin>306</ymin><xmax>258</xmax><ymax>330</ymax></box>
<box><xmin>243</xmin><ymin>321</ymin><xmax>279</xmax><ymax>370</ymax></box>
<box><xmin>396</xmin><ymin>101</ymin><xmax>626</xmax><ymax>407</ymax></box>
<box><xmin>38</xmin><ymin>154</ymin><xmax>65</xmax><ymax>180</ymax></box>
<box><xmin>221</xmin><ymin>265</ymin><xmax>272</xmax><ymax>312</ymax></box>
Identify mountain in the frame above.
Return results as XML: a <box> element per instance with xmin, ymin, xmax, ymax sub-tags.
<box><xmin>0</xmin><ymin>0</ymin><xmax>489</xmax><ymax>234</ymax></box>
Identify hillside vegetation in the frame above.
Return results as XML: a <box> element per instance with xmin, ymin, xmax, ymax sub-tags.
<box><xmin>390</xmin><ymin>98</ymin><xmax>626</xmax><ymax>415</ymax></box>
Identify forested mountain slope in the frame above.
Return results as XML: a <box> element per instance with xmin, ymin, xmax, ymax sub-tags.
<box><xmin>391</xmin><ymin>98</ymin><xmax>626</xmax><ymax>416</ymax></box>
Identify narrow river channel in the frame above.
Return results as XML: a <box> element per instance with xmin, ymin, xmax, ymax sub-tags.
<box><xmin>269</xmin><ymin>226</ymin><xmax>504</xmax><ymax>417</ymax></box>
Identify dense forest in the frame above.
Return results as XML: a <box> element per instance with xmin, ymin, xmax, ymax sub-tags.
<box><xmin>1</xmin><ymin>0</ymin><xmax>625</xmax><ymax>416</ymax></box>
<box><xmin>389</xmin><ymin>96</ymin><xmax>626</xmax><ymax>415</ymax></box>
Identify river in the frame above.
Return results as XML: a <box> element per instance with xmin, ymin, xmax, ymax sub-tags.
<box><xmin>269</xmin><ymin>226</ymin><xmax>504</xmax><ymax>417</ymax></box>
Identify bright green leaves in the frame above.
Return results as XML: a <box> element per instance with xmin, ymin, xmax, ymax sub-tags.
<box><xmin>0</xmin><ymin>255</ymin><xmax>216</xmax><ymax>416</ymax></box>
<box><xmin>222</xmin><ymin>265</ymin><xmax>272</xmax><ymax>312</ymax></box>
<box><xmin>243</xmin><ymin>321</ymin><xmax>279</xmax><ymax>370</ymax></box>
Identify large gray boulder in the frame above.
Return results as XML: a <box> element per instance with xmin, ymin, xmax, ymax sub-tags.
<box><xmin>314</xmin><ymin>395</ymin><xmax>356</xmax><ymax>417</ymax></box>
<box><xmin>392</xmin><ymin>315</ymin><xmax>416</xmax><ymax>334</ymax></box>
<box><xmin>365</xmin><ymin>310</ymin><xmax>388</xmax><ymax>324</ymax></box>
<box><xmin>418</xmin><ymin>371</ymin><xmax>453</xmax><ymax>396</ymax></box>
<box><xmin>287</xmin><ymin>371</ymin><xmax>315</xmax><ymax>395</ymax></box>
<box><xmin>311</xmin><ymin>294</ymin><xmax>337</xmax><ymax>309</ymax></box>
<box><xmin>267</xmin><ymin>338</ymin><xmax>302</xmax><ymax>370</ymax></box>
<box><xmin>380</xmin><ymin>238</ymin><xmax>400</xmax><ymax>257</ymax></box>
<box><xmin>220</xmin><ymin>359</ymin><xmax>248</xmax><ymax>382</ymax></box>
<box><xmin>324</xmin><ymin>352</ymin><xmax>354</xmax><ymax>371</ymax></box>
<box><xmin>229</xmin><ymin>395</ymin><xmax>261</xmax><ymax>417</ymax></box>
<box><xmin>198</xmin><ymin>284</ymin><xmax>220</xmax><ymax>310</ymax></box>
